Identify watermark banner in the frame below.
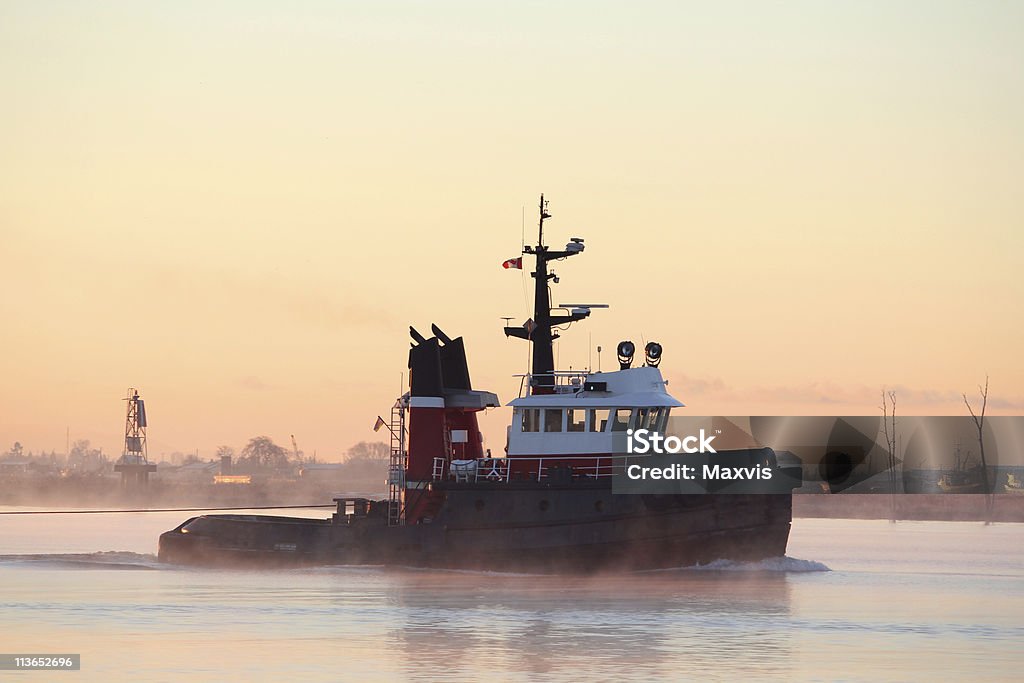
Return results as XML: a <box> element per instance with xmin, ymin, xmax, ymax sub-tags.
<box><xmin>609</xmin><ymin>416</ymin><xmax>1024</xmax><ymax>495</ymax></box>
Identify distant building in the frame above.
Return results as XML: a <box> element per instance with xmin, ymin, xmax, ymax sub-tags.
<box><xmin>299</xmin><ymin>463</ymin><xmax>345</xmax><ymax>481</ymax></box>
<box><xmin>161</xmin><ymin>461</ymin><xmax>220</xmax><ymax>483</ymax></box>
<box><xmin>0</xmin><ymin>460</ymin><xmax>31</xmax><ymax>475</ymax></box>
<box><xmin>213</xmin><ymin>474</ymin><xmax>252</xmax><ymax>485</ymax></box>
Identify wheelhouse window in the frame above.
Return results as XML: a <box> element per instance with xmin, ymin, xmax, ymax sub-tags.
<box><xmin>610</xmin><ymin>408</ymin><xmax>634</xmax><ymax>432</ymax></box>
<box><xmin>567</xmin><ymin>408</ymin><xmax>586</xmax><ymax>432</ymax></box>
<box><xmin>521</xmin><ymin>409</ymin><xmax>540</xmax><ymax>432</ymax></box>
<box><xmin>589</xmin><ymin>409</ymin><xmax>610</xmax><ymax>433</ymax></box>
<box><xmin>633</xmin><ymin>408</ymin><xmax>669</xmax><ymax>431</ymax></box>
<box><xmin>543</xmin><ymin>409</ymin><xmax>564</xmax><ymax>432</ymax></box>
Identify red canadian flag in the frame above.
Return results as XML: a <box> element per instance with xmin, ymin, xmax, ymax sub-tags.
<box><xmin>502</xmin><ymin>257</ymin><xmax>523</xmax><ymax>269</ymax></box>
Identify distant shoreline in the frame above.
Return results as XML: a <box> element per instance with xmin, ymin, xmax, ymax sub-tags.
<box><xmin>794</xmin><ymin>493</ymin><xmax>1024</xmax><ymax>522</ymax></box>
<box><xmin>0</xmin><ymin>474</ymin><xmax>386</xmax><ymax>510</ymax></box>
<box><xmin>2</xmin><ymin>482</ymin><xmax>1022</xmax><ymax>523</ymax></box>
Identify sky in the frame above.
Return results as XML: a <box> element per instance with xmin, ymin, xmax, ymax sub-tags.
<box><xmin>2</xmin><ymin>1</ymin><xmax>1022</xmax><ymax>461</ymax></box>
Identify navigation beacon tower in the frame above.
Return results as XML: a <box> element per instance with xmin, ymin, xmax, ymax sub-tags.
<box><xmin>113</xmin><ymin>387</ymin><xmax>156</xmax><ymax>488</ymax></box>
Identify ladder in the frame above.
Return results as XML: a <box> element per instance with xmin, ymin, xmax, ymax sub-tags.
<box><xmin>386</xmin><ymin>400</ymin><xmax>406</xmax><ymax>526</ymax></box>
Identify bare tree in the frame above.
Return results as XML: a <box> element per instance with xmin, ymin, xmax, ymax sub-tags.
<box><xmin>67</xmin><ymin>439</ymin><xmax>107</xmax><ymax>472</ymax></box>
<box><xmin>962</xmin><ymin>376</ymin><xmax>987</xmax><ymax>499</ymax></box>
<box><xmin>880</xmin><ymin>390</ymin><xmax>898</xmax><ymax>485</ymax></box>
<box><xmin>345</xmin><ymin>441</ymin><xmax>390</xmax><ymax>463</ymax></box>
<box><xmin>339</xmin><ymin>441</ymin><xmax>391</xmax><ymax>482</ymax></box>
<box><xmin>880</xmin><ymin>389</ymin><xmax>899</xmax><ymax>520</ymax></box>
<box><xmin>239</xmin><ymin>436</ymin><xmax>292</xmax><ymax>470</ymax></box>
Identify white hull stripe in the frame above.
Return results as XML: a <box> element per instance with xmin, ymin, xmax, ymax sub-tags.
<box><xmin>409</xmin><ymin>397</ymin><xmax>445</xmax><ymax>409</ymax></box>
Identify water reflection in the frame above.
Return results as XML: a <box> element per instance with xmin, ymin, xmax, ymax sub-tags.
<box><xmin>381</xmin><ymin>570</ymin><xmax>793</xmax><ymax>680</ymax></box>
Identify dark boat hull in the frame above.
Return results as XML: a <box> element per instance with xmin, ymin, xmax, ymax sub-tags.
<box><xmin>159</xmin><ymin>485</ymin><xmax>793</xmax><ymax>572</ymax></box>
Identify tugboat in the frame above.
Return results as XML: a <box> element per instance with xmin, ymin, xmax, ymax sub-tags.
<box><xmin>159</xmin><ymin>197</ymin><xmax>799</xmax><ymax>572</ymax></box>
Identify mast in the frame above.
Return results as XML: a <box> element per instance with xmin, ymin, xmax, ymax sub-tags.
<box><xmin>504</xmin><ymin>195</ymin><xmax>589</xmax><ymax>392</ymax></box>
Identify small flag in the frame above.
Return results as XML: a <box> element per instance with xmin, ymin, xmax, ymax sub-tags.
<box><xmin>502</xmin><ymin>257</ymin><xmax>522</xmax><ymax>269</ymax></box>
<box><xmin>373</xmin><ymin>416</ymin><xmax>386</xmax><ymax>432</ymax></box>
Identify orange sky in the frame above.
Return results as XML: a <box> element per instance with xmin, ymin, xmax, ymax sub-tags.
<box><xmin>2</xmin><ymin>2</ymin><xmax>1022</xmax><ymax>460</ymax></box>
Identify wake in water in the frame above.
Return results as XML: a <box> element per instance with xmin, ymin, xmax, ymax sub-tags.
<box><xmin>0</xmin><ymin>551</ymin><xmax>161</xmax><ymax>570</ymax></box>
<box><xmin>303</xmin><ymin>557</ymin><xmax>831</xmax><ymax>576</ymax></box>
<box><xmin>0</xmin><ymin>552</ymin><xmax>829</xmax><ymax>574</ymax></box>
<box><xmin>688</xmin><ymin>556</ymin><xmax>830</xmax><ymax>573</ymax></box>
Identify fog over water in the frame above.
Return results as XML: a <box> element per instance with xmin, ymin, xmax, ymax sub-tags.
<box><xmin>1</xmin><ymin>510</ymin><xmax>1022</xmax><ymax>681</ymax></box>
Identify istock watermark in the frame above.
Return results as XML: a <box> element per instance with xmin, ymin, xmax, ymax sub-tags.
<box><xmin>626</xmin><ymin>428</ymin><xmax>717</xmax><ymax>454</ymax></box>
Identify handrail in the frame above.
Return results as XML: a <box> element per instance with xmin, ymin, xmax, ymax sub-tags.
<box><xmin>513</xmin><ymin>371</ymin><xmax>591</xmax><ymax>398</ymax></box>
<box><xmin>432</xmin><ymin>455</ymin><xmax>624</xmax><ymax>484</ymax></box>
<box><xmin>511</xmin><ymin>371</ymin><xmax>591</xmax><ymax>378</ymax></box>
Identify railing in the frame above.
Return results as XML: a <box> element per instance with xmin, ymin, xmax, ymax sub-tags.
<box><xmin>432</xmin><ymin>455</ymin><xmax>621</xmax><ymax>484</ymax></box>
<box><xmin>513</xmin><ymin>371</ymin><xmax>591</xmax><ymax>398</ymax></box>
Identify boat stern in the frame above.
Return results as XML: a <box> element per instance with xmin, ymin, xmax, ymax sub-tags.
<box><xmin>157</xmin><ymin>516</ymin><xmax>203</xmax><ymax>565</ymax></box>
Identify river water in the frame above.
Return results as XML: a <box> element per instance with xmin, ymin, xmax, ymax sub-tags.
<box><xmin>1</xmin><ymin>508</ymin><xmax>1022</xmax><ymax>681</ymax></box>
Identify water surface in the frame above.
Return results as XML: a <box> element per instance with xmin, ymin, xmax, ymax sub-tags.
<box><xmin>1</xmin><ymin>509</ymin><xmax>1021</xmax><ymax>681</ymax></box>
